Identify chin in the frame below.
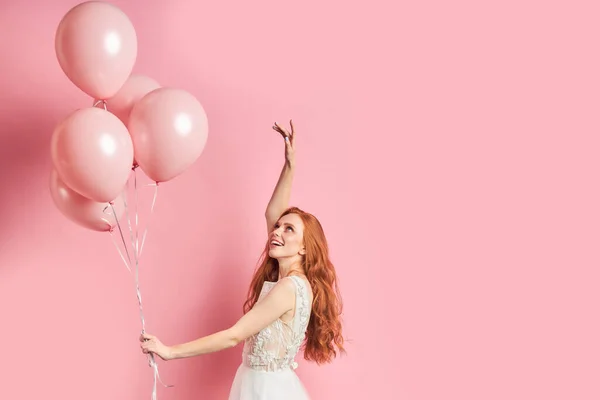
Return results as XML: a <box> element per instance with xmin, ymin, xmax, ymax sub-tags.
<box><xmin>268</xmin><ymin>249</ymin><xmax>290</xmax><ymax>260</ymax></box>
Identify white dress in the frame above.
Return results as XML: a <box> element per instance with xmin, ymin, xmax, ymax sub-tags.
<box><xmin>228</xmin><ymin>276</ymin><xmax>312</xmax><ymax>400</ymax></box>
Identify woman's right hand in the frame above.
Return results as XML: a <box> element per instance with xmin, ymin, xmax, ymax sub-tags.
<box><xmin>140</xmin><ymin>333</ymin><xmax>174</xmax><ymax>361</ymax></box>
<box><xmin>273</xmin><ymin>120</ymin><xmax>295</xmax><ymax>169</ymax></box>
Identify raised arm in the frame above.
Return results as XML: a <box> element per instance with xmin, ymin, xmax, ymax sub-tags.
<box><xmin>265</xmin><ymin>120</ymin><xmax>296</xmax><ymax>232</ymax></box>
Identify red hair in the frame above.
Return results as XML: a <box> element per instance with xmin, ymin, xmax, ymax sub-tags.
<box><xmin>243</xmin><ymin>207</ymin><xmax>345</xmax><ymax>364</ymax></box>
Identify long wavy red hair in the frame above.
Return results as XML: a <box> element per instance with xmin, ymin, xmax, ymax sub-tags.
<box><xmin>243</xmin><ymin>207</ymin><xmax>345</xmax><ymax>364</ymax></box>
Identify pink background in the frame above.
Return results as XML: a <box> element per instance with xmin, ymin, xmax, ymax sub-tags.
<box><xmin>0</xmin><ymin>0</ymin><xmax>599</xmax><ymax>399</ymax></box>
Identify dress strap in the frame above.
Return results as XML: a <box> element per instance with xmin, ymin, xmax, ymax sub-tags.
<box><xmin>288</xmin><ymin>276</ymin><xmax>310</xmax><ymax>333</ymax></box>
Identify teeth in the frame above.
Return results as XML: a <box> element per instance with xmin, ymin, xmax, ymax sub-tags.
<box><xmin>271</xmin><ymin>241</ymin><xmax>283</xmax><ymax>246</ymax></box>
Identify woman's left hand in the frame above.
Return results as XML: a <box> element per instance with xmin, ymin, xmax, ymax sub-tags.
<box><xmin>273</xmin><ymin>120</ymin><xmax>296</xmax><ymax>169</ymax></box>
<box><xmin>140</xmin><ymin>333</ymin><xmax>173</xmax><ymax>361</ymax></box>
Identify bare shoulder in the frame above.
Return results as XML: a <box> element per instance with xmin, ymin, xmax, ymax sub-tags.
<box><xmin>273</xmin><ymin>276</ymin><xmax>298</xmax><ymax>293</ymax></box>
<box><xmin>282</xmin><ymin>276</ymin><xmax>314</xmax><ymax>300</ymax></box>
<box><xmin>261</xmin><ymin>277</ymin><xmax>296</xmax><ymax>303</ymax></box>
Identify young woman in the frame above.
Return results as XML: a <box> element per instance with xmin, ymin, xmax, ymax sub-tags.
<box><xmin>140</xmin><ymin>121</ymin><xmax>345</xmax><ymax>399</ymax></box>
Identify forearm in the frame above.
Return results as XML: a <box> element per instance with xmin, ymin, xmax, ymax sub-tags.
<box><xmin>266</xmin><ymin>163</ymin><xmax>295</xmax><ymax>220</ymax></box>
<box><xmin>169</xmin><ymin>329</ymin><xmax>239</xmax><ymax>359</ymax></box>
<box><xmin>166</xmin><ymin>279</ymin><xmax>297</xmax><ymax>361</ymax></box>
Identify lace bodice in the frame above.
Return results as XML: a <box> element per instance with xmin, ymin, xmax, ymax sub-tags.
<box><xmin>242</xmin><ymin>276</ymin><xmax>311</xmax><ymax>372</ymax></box>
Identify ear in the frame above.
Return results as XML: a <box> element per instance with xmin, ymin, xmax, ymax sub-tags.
<box><xmin>299</xmin><ymin>247</ymin><xmax>306</xmax><ymax>256</ymax></box>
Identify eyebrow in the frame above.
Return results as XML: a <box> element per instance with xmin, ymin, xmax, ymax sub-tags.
<box><xmin>278</xmin><ymin>222</ymin><xmax>296</xmax><ymax>229</ymax></box>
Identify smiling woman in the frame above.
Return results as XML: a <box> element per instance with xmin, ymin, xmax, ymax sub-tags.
<box><xmin>268</xmin><ymin>214</ymin><xmax>306</xmax><ymax>257</ymax></box>
<box><xmin>140</xmin><ymin>120</ymin><xmax>345</xmax><ymax>400</ymax></box>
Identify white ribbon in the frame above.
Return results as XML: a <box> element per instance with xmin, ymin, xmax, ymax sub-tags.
<box><xmin>107</xmin><ymin>170</ymin><xmax>172</xmax><ymax>400</ymax></box>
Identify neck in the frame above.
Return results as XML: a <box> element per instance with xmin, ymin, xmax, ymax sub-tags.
<box><xmin>277</xmin><ymin>258</ymin><xmax>304</xmax><ymax>280</ymax></box>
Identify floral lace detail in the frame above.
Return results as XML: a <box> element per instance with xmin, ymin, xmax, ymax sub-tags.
<box><xmin>242</xmin><ymin>276</ymin><xmax>311</xmax><ymax>372</ymax></box>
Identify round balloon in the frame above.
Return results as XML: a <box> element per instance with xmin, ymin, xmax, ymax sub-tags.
<box><xmin>55</xmin><ymin>1</ymin><xmax>137</xmax><ymax>99</ymax></box>
<box><xmin>49</xmin><ymin>169</ymin><xmax>125</xmax><ymax>232</ymax></box>
<box><xmin>128</xmin><ymin>88</ymin><xmax>209</xmax><ymax>182</ymax></box>
<box><xmin>102</xmin><ymin>74</ymin><xmax>161</xmax><ymax>126</ymax></box>
<box><xmin>51</xmin><ymin>107</ymin><xmax>134</xmax><ymax>202</ymax></box>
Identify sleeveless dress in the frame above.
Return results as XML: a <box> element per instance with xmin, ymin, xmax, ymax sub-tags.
<box><xmin>228</xmin><ymin>276</ymin><xmax>312</xmax><ymax>400</ymax></box>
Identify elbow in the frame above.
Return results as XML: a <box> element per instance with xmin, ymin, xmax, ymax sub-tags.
<box><xmin>227</xmin><ymin>337</ymin><xmax>241</xmax><ymax>349</ymax></box>
<box><xmin>225</xmin><ymin>328</ymin><xmax>243</xmax><ymax>349</ymax></box>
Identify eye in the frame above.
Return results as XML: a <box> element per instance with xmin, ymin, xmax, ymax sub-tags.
<box><xmin>286</xmin><ymin>226</ymin><xmax>294</xmax><ymax>232</ymax></box>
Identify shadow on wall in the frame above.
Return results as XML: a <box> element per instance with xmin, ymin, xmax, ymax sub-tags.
<box><xmin>0</xmin><ymin>103</ymin><xmax>57</xmax><ymax>254</ymax></box>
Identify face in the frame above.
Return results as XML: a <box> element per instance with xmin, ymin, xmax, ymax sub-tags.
<box><xmin>268</xmin><ymin>213</ymin><xmax>306</xmax><ymax>260</ymax></box>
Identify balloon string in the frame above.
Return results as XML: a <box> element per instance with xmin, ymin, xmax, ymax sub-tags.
<box><xmin>139</xmin><ymin>183</ymin><xmax>159</xmax><ymax>258</ymax></box>
<box><xmin>110</xmin><ymin>203</ymin><xmax>133</xmax><ymax>267</ymax></box>
<box><xmin>109</xmin><ymin>199</ymin><xmax>170</xmax><ymax>399</ymax></box>
<box><xmin>104</xmin><ymin>205</ymin><xmax>131</xmax><ymax>272</ymax></box>
<box><xmin>92</xmin><ymin>99</ymin><xmax>107</xmax><ymax>111</ymax></box>
<box><xmin>109</xmin><ymin>230</ymin><xmax>132</xmax><ymax>272</ymax></box>
<box><xmin>122</xmin><ymin>173</ymin><xmax>171</xmax><ymax>400</ymax></box>
<box><xmin>122</xmin><ymin>177</ymin><xmax>146</xmax><ymax>331</ymax></box>
<box><xmin>134</xmin><ymin>168</ymin><xmax>140</xmax><ymax>255</ymax></box>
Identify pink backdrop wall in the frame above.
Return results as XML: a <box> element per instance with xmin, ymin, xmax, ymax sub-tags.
<box><xmin>0</xmin><ymin>1</ymin><xmax>599</xmax><ymax>399</ymax></box>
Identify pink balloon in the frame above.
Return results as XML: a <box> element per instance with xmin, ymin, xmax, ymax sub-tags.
<box><xmin>128</xmin><ymin>88</ymin><xmax>209</xmax><ymax>182</ymax></box>
<box><xmin>102</xmin><ymin>74</ymin><xmax>161</xmax><ymax>126</ymax></box>
<box><xmin>55</xmin><ymin>1</ymin><xmax>137</xmax><ymax>99</ymax></box>
<box><xmin>49</xmin><ymin>169</ymin><xmax>125</xmax><ymax>232</ymax></box>
<box><xmin>100</xmin><ymin>74</ymin><xmax>160</xmax><ymax>168</ymax></box>
<box><xmin>51</xmin><ymin>107</ymin><xmax>134</xmax><ymax>203</ymax></box>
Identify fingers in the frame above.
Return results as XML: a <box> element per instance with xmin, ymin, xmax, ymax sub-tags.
<box><xmin>140</xmin><ymin>333</ymin><xmax>155</xmax><ymax>342</ymax></box>
<box><xmin>273</xmin><ymin>122</ymin><xmax>289</xmax><ymax>139</ymax></box>
<box><xmin>273</xmin><ymin>121</ymin><xmax>295</xmax><ymax>145</ymax></box>
<box><xmin>272</xmin><ymin>122</ymin><xmax>282</xmax><ymax>134</ymax></box>
<box><xmin>140</xmin><ymin>340</ymin><xmax>155</xmax><ymax>353</ymax></box>
<box><xmin>275</xmin><ymin>122</ymin><xmax>291</xmax><ymax>137</ymax></box>
<box><xmin>289</xmin><ymin>119</ymin><xmax>295</xmax><ymax>145</ymax></box>
<box><xmin>272</xmin><ymin>125</ymin><xmax>286</xmax><ymax>140</ymax></box>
